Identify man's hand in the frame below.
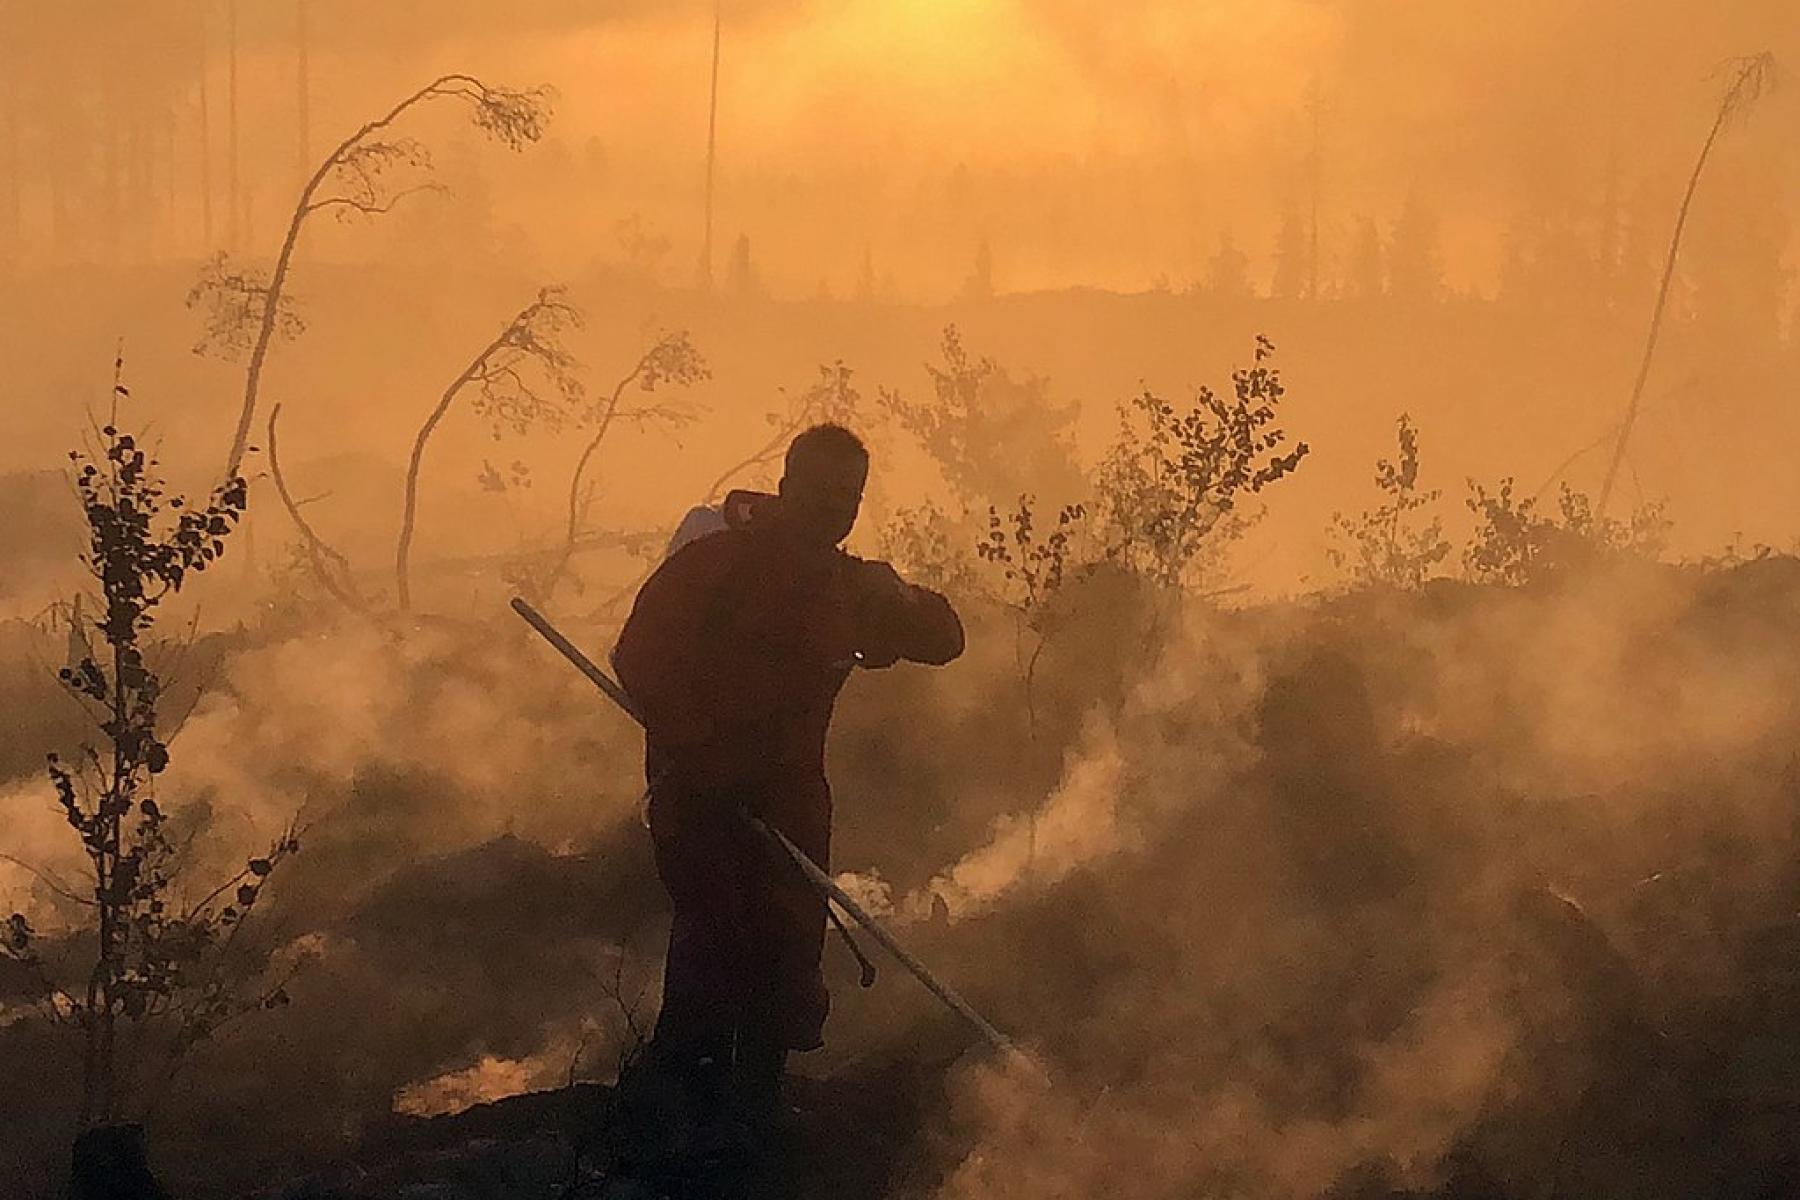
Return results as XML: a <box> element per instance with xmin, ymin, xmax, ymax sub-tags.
<box><xmin>846</xmin><ymin>558</ymin><xmax>964</xmax><ymax>667</ymax></box>
<box><xmin>849</xmin><ymin>561</ymin><xmax>921</xmax><ymax>668</ymax></box>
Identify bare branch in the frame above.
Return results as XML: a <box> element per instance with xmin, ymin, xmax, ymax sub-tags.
<box><xmin>0</xmin><ymin>852</ymin><xmax>94</xmax><ymax>907</ymax></box>
<box><xmin>397</xmin><ymin>288</ymin><xmax>585</xmax><ymax>611</ymax></box>
<box><xmin>267</xmin><ymin>404</ymin><xmax>366</xmax><ymax>612</ymax></box>
<box><xmin>303</xmin><ymin>182</ymin><xmax>445</xmax><ymax>220</ymax></box>
<box><xmin>521</xmin><ymin>331</ymin><xmax>707</xmax><ymax>605</ymax></box>
<box><xmin>186</xmin><ymin>255</ymin><xmax>304</xmax><ymax>362</ymax></box>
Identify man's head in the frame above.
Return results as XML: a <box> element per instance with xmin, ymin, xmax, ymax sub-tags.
<box><xmin>778</xmin><ymin>424</ymin><xmax>869</xmax><ymax>547</ymax></box>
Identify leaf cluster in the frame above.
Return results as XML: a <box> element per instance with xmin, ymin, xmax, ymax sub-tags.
<box><xmin>879</xmin><ymin>325</ymin><xmax>1081</xmax><ymax>505</ymax></box>
<box><xmin>877</xmin><ymin>502</ymin><xmax>977</xmax><ymax>597</ymax></box>
<box><xmin>625</xmin><ymin>328</ymin><xmax>710</xmax><ymax>399</ymax></box>
<box><xmin>977</xmin><ymin>495</ymin><xmax>1089</xmax><ymax>630</ymax></box>
<box><xmin>312</xmin><ymin>137</ymin><xmax>438</xmax><ymax>220</ymax></box>
<box><xmin>1095</xmin><ymin>336</ymin><xmax>1310</xmax><ymax>587</ymax></box>
<box><xmin>787</xmin><ymin>361</ymin><xmax>863</xmax><ymax>430</ymax></box>
<box><xmin>469</xmin><ymin>288</ymin><xmax>589</xmax><ymax>439</ymax></box>
<box><xmin>185</xmin><ymin>255</ymin><xmax>305</xmax><ymax>361</ymax></box>
<box><xmin>464</xmin><ymin>81</ymin><xmax>555</xmax><ymax>151</ymax></box>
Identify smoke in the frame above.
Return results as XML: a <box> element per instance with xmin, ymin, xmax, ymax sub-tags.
<box><xmin>0</xmin><ymin>610</ymin><xmax>648</xmax><ymax>930</ymax></box>
<box><xmin>1</xmin><ymin>0</ymin><xmax>817</xmax><ymax>60</ymax></box>
<box><xmin>939</xmin><ymin>974</ymin><xmax>1511</xmax><ymax>1200</ymax></box>
<box><xmin>2</xmin><ymin>4</ymin><xmax>1799</xmax><ymax>1194</ymax></box>
<box><xmin>912</xmin><ymin>718</ymin><xmax>1126</xmax><ymax>921</ymax></box>
<box><xmin>791</xmin><ymin>557</ymin><xmax>1800</xmax><ymax>1197</ymax></box>
<box><xmin>6</xmin><ymin>534</ymin><xmax>1800</xmax><ymax>1195</ymax></box>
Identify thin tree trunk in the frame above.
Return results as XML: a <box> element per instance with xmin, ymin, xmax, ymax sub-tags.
<box><xmin>542</xmin><ymin>350</ymin><xmax>664</xmax><ymax>602</ymax></box>
<box><xmin>129</xmin><ymin>99</ymin><xmax>150</xmax><ymax>258</ymax></box>
<box><xmin>563</xmin><ymin>364</ymin><xmax>647</xmax><ymax>555</ymax></box>
<box><xmin>266</xmin><ymin>405</ymin><xmax>362</xmax><ymax>610</ymax></box>
<box><xmin>226</xmin><ymin>206</ymin><xmax>304</xmax><ymax>478</ymax></box>
<box><xmin>296</xmin><ymin>0</ymin><xmax>311</xmax><ymax>187</ymax></box>
<box><xmin>227</xmin><ymin>0</ymin><xmax>239</xmax><ymax>251</ymax></box>
<box><xmin>1596</xmin><ymin>56</ymin><xmax>1770</xmax><ymax>516</ymax></box>
<box><xmin>396</xmin><ymin>343</ymin><xmax>500</xmax><ymax>611</ymax></box>
<box><xmin>0</xmin><ymin>9</ymin><xmax>15</xmax><ymax>259</ymax></box>
<box><xmin>199</xmin><ymin>6</ymin><xmax>213</xmax><ymax>248</ymax></box>
<box><xmin>1594</xmin><ymin>114</ymin><xmax>1724</xmax><ymax>516</ymax></box>
<box><xmin>1305</xmin><ymin>76</ymin><xmax>1322</xmax><ymax>302</ymax></box>
<box><xmin>0</xmin><ymin>68</ymin><xmax>19</xmax><ymax>257</ymax></box>
<box><xmin>48</xmin><ymin>141</ymin><xmax>66</xmax><ymax>258</ymax></box>
<box><xmin>102</xmin><ymin>62</ymin><xmax>121</xmax><ymax>263</ymax></box>
<box><xmin>700</xmin><ymin>0</ymin><xmax>720</xmax><ymax>290</ymax></box>
<box><xmin>164</xmin><ymin>103</ymin><xmax>177</xmax><ymax>257</ymax></box>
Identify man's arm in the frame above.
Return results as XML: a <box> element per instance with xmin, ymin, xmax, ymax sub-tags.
<box><xmin>847</xmin><ymin>559</ymin><xmax>965</xmax><ymax>668</ymax></box>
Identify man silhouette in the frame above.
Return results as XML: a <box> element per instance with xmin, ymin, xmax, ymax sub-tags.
<box><xmin>613</xmin><ymin>424</ymin><xmax>963</xmax><ymax>1137</ymax></box>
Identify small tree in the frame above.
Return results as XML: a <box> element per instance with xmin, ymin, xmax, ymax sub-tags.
<box><xmin>188</xmin><ymin>74</ymin><xmax>554</xmax><ymax>481</ymax></box>
<box><xmin>1202</xmin><ymin>232</ymin><xmax>1253</xmax><ymax>299</ymax></box>
<box><xmin>2</xmin><ymin>377</ymin><xmax>297</xmax><ymax>1132</ymax></box>
<box><xmin>962</xmin><ymin>236</ymin><xmax>995</xmax><ymax>301</ymax></box>
<box><xmin>395</xmin><ymin>288</ymin><xmax>585</xmax><ymax>611</ymax></box>
<box><xmin>1328</xmin><ymin>413</ymin><xmax>1451</xmax><ymax>589</ymax></box>
<box><xmin>975</xmin><ymin>495</ymin><xmax>1088</xmax><ymax>742</ymax></box>
<box><xmin>878</xmin><ymin>326</ymin><xmax>1083</xmax><ymax>507</ymax></box>
<box><xmin>1094</xmin><ymin>335</ymin><xmax>1309</xmax><ymax>589</ymax></box>
<box><xmin>969</xmin><ymin>493</ymin><xmax>1088</xmax><ymax>881</ymax></box>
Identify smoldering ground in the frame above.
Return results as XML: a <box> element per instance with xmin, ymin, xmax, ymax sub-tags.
<box><xmin>892</xmin><ymin>561</ymin><xmax>1800</xmax><ymax>1200</ymax></box>
<box><xmin>8</xmin><ymin>545</ymin><xmax>1800</xmax><ymax>1197</ymax></box>
<box><xmin>900</xmin><ymin>564</ymin><xmax>1800</xmax><ymax>1200</ymax></box>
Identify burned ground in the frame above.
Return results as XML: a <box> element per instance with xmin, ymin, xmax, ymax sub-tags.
<box><xmin>7</xmin><ymin>554</ymin><xmax>1800</xmax><ymax>1198</ymax></box>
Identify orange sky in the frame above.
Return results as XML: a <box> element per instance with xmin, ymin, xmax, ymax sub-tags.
<box><xmin>6</xmin><ymin>0</ymin><xmax>1793</xmax><ymax>297</ymax></box>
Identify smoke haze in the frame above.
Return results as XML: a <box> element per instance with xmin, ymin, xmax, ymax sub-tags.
<box><xmin>2</xmin><ymin>2</ymin><xmax>1800</xmax><ymax>1197</ymax></box>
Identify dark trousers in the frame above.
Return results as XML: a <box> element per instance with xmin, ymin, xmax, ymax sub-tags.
<box><xmin>647</xmin><ymin>783</ymin><xmax>832</xmax><ymax>1062</ymax></box>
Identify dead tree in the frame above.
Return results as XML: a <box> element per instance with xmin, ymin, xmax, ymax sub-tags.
<box><xmin>267</xmin><ymin>403</ymin><xmax>364</xmax><ymax>611</ymax></box>
<box><xmin>188</xmin><ymin>73</ymin><xmax>554</xmax><ymax>482</ymax></box>
<box><xmin>396</xmin><ymin>289</ymin><xmax>583</xmax><ymax>612</ymax></box>
<box><xmin>1596</xmin><ymin>53</ymin><xmax>1776</xmax><ymax>517</ymax></box>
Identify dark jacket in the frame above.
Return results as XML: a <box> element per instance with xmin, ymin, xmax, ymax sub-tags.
<box><xmin>613</xmin><ymin>493</ymin><xmax>963</xmax><ymax>832</ymax></box>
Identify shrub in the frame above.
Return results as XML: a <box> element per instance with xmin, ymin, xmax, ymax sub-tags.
<box><xmin>1464</xmin><ymin>478</ymin><xmax>1671</xmax><ymax>586</ymax></box>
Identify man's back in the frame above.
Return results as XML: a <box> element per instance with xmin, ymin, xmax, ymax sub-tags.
<box><xmin>614</xmin><ymin>499</ymin><xmax>962</xmax><ymax>803</ymax></box>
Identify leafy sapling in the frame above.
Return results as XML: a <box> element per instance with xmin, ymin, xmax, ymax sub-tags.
<box><xmin>1095</xmin><ymin>335</ymin><xmax>1310</xmax><ymax>590</ymax></box>
<box><xmin>1328</xmin><ymin>412</ymin><xmax>1451</xmax><ymax>589</ymax></box>
<box><xmin>2</xmin><ymin>370</ymin><xmax>300</xmax><ymax>1133</ymax></box>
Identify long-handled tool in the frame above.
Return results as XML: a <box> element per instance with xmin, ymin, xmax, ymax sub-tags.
<box><xmin>510</xmin><ymin>596</ymin><xmax>1018</xmax><ymax>1058</ymax></box>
